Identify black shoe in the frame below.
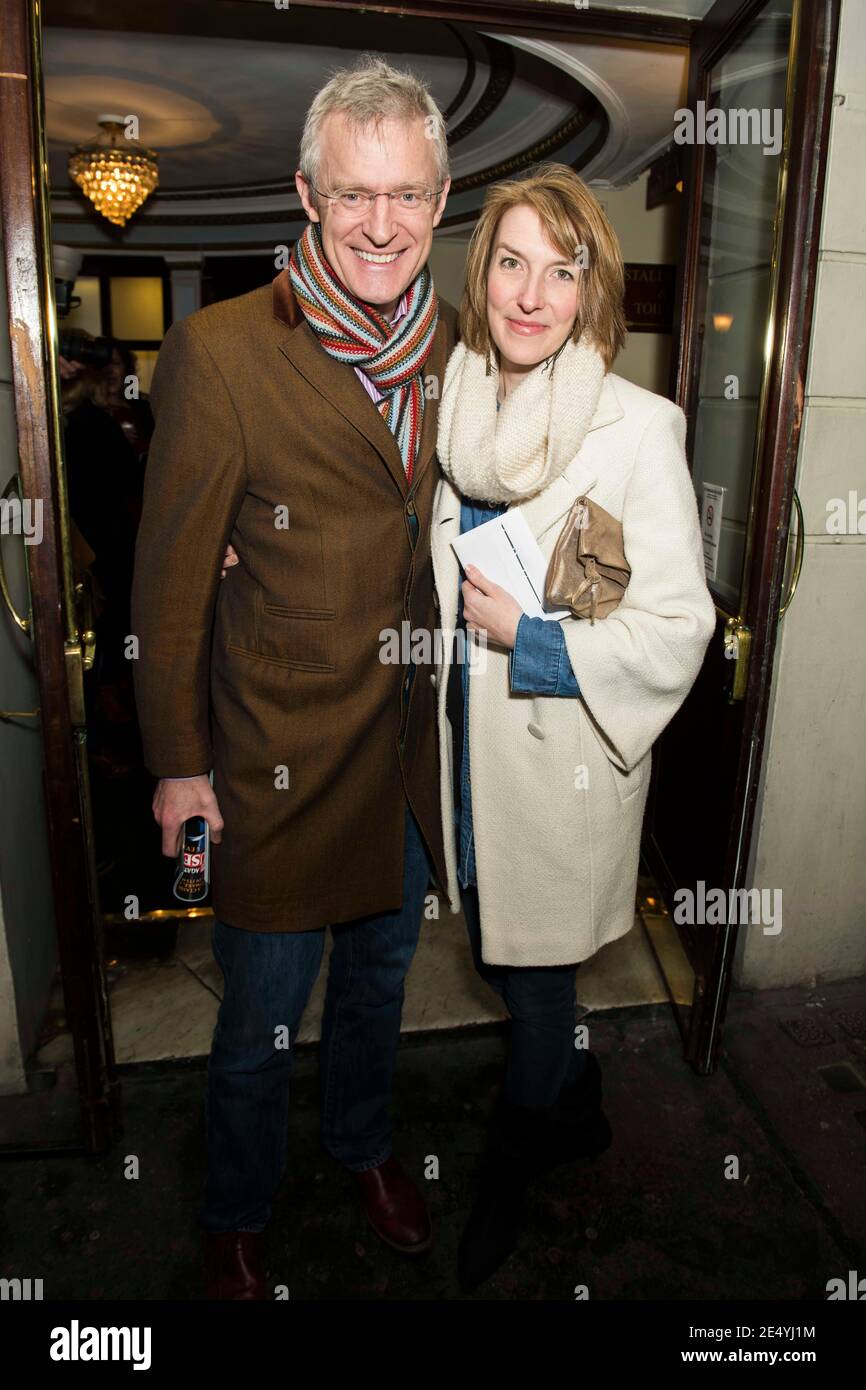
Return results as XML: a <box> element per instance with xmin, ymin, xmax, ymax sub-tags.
<box><xmin>458</xmin><ymin>1056</ymin><xmax>612</xmax><ymax>1293</ymax></box>
<box><xmin>533</xmin><ymin>1052</ymin><xmax>613</xmax><ymax>1175</ymax></box>
<box><xmin>458</xmin><ymin>1102</ymin><xmax>538</xmax><ymax>1294</ymax></box>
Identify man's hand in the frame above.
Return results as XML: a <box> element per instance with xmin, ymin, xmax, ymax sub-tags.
<box><xmin>462</xmin><ymin>564</ymin><xmax>523</xmax><ymax>649</ymax></box>
<box><xmin>153</xmin><ymin>774</ymin><xmax>224</xmax><ymax>857</ymax></box>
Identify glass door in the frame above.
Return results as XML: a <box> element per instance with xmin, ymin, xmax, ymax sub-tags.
<box><xmin>642</xmin><ymin>0</ymin><xmax>838</xmax><ymax>1072</ymax></box>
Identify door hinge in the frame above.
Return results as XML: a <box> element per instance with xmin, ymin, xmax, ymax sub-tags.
<box><xmin>65</xmin><ymin>640</ymin><xmax>86</xmax><ymax>728</ymax></box>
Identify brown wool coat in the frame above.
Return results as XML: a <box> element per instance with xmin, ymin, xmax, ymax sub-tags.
<box><xmin>130</xmin><ymin>271</ymin><xmax>456</xmax><ymax>931</ymax></box>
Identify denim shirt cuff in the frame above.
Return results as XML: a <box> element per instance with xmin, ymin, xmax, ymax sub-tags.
<box><xmin>509</xmin><ymin>613</ymin><xmax>563</xmax><ymax>694</ymax></box>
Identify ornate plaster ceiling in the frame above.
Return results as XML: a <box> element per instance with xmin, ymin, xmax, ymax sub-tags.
<box><xmin>44</xmin><ymin>0</ymin><xmax>695</xmax><ymax>251</ymax></box>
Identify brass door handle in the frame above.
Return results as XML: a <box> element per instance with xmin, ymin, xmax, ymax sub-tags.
<box><xmin>74</xmin><ymin>580</ymin><xmax>97</xmax><ymax>672</ymax></box>
<box><xmin>724</xmin><ymin>618</ymin><xmax>751</xmax><ymax>702</ymax></box>
<box><xmin>779</xmin><ymin>488</ymin><xmax>804</xmax><ymax>619</ymax></box>
<box><xmin>81</xmin><ymin>629</ymin><xmax>97</xmax><ymax>672</ymax></box>
<box><xmin>0</xmin><ymin>473</ymin><xmax>34</xmax><ymax>637</ymax></box>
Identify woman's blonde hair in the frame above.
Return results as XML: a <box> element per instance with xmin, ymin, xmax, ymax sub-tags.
<box><xmin>459</xmin><ymin>162</ymin><xmax>627</xmax><ymax>372</ymax></box>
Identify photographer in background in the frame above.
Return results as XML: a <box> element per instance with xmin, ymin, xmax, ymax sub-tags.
<box><xmin>103</xmin><ymin>338</ymin><xmax>155</xmax><ymax>467</ymax></box>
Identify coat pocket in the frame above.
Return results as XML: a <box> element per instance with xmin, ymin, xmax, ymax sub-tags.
<box><xmin>608</xmin><ymin>749</ymin><xmax>648</xmax><ymax>804</ymax></box>
<box><xmin>237</xmin><ymin>597</ymin><xmax>337</xmax><ymax>672</ymax></box>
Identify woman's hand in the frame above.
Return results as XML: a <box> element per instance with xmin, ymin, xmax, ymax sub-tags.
<box><xmin>220</xmin><ymin>543</ymin><xmax>239</xmax><ymax>579</ymax></box>
<box><xmin>462</xmin><ymin>565</ymin><xmax>523</xmax><ymax>649</ymax></box>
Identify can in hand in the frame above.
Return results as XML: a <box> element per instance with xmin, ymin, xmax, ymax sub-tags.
<box><xmin>173</xmin><ymin>816</ymin><xmax>210</xmax><ymax>903</ymax></box>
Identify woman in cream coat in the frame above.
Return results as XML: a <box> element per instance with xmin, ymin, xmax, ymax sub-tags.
<box><xmin>433</xmin><ymin>164</ymin><xmax>715</xmax><ymax>1290</ymax></box>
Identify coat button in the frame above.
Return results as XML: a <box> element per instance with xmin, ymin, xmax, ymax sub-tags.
<box><xmin>430</xmin><ymin>672</ymin><xmax>437</xmax><ymax>687</ymax></box>
<box><xmin>527</xmin><ymin>722</ymin><xmax>545</xmax><ymax>740</ymax></box>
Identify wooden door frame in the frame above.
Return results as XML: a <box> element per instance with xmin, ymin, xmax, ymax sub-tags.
<box><xmin>0</xmin><ymin>0</ymin><xmax>118</xmax><ymax>1151</ymax></box>
<box><xmin>648</xmin><ymin>0</ymin><xmax>840</xmax><ymax>1068</ymax></box>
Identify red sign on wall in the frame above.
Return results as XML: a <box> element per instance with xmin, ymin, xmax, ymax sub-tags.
<box><xmin>624</xmin><ymin>263</ymin><xmax>676</xmax><ymax>333</ymax></box>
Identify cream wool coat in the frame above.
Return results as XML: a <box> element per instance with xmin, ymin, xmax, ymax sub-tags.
<box><xmin>431</xmin><ymin>370</ymin><xmax>716</xmax><ymax>967</ymax></box>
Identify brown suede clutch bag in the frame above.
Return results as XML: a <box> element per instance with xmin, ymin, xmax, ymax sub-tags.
<box><xmin>544</xmin><ymin>495</ymin><xmax>631</xmax><ymax>625</ymax></box>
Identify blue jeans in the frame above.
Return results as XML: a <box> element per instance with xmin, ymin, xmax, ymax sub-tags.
<box><xmin>200</xmin><ymin>801</ymin><xmax>432</xmax><ymax>1233</ymax></box>
<box><xmin>461</xmin><ymin>884</ymin><xmax>589</xmax><ymax>1107</ymax></box>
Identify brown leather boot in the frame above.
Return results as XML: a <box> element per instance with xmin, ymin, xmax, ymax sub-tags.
<box><xmin>204</xmin><ymin>1231</ymin><xmax>268</xmax><ymax>1299</ymax></box>
<box><xmin>354</xmin><ymin>1156</ymin><xmax>432</xmax><ymax>1255</ymax></box>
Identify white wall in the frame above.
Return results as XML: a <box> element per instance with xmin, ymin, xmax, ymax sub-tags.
<box><xmin>741</xmin><ymin>0</ymin><xmax>866</xmax><ymax>987</ymax></box>
<box><xmin>600</xmin><ymin>171</ymin><xmax>681</xmax><ymax>395</ymax></box>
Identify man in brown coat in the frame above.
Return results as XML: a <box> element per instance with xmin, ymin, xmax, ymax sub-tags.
<box><xmin>130</xmin><ymin>55</ymin><xmax>455</xmax><ymax>1298</ymax></box>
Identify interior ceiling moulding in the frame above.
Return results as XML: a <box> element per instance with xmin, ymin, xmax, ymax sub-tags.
<box><xmin>51</xmin><ymin>95</ymin><xmax>606</xmax><ymax>228</ymax></box>
<box><xmin>260</xmin><ymin>0</ymin><xmax>697</xmax><ymax>43</ymax></box>
<box><xmin>42</xmin><ymin>0</ymin><xmax>697</xmax><ymax>45</ymax></box>
<box><xmin>492</xmin><ymin>34</ymin><xmax>691</xmax><ymax>190</ymax></box>
<box><xmin>46</xmin><ymin>18</ymin><xmax>611</xmax><ymax>249</ymax></box>
<box><xmin>70</xmin><ymin>30</ymin><xmax>507</xmax><ymax>202</ymax></box>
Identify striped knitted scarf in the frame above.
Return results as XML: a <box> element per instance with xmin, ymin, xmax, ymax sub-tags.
<box><xmin>289</xmin><ymin>221</ymin><xmax>438</xmax><ymax>485</ymax></box>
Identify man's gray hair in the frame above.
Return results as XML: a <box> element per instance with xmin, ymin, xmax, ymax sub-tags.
<box><xmin>299</xmin><ymin>52</ymin><xmax>449</xmax><ymax>194</ymax></box>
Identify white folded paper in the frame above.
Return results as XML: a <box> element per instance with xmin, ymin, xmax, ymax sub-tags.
<box><xmin>451</xmin><ymin>509</ymin><xmax>570</xmax><ymax>621</ymax></box>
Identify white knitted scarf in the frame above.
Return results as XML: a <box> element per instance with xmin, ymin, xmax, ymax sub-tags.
<box><xmin>437</xmin><ymin>329</ymin><xmax>607</xmax><ymax>504</ymax></box>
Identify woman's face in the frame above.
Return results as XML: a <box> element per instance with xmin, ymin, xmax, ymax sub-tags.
<box><xmin>486</xmin><ymin>204</ymin><xmax>581</xmax><ymax>376</ymax></box>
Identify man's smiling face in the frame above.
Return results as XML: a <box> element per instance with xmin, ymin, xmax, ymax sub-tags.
<box><xmin>296</xmin><ymin>111</ymin><xmax>449</xmax><ymax>317</ymax></box>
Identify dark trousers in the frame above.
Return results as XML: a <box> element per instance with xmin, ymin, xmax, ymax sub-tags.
<box><xmin>200</xmin><ymin>801</ymin><xmax>432</xmax><ymax>1233</ymax></box>
<box><xmin>461</xmin><ymin>884</ymin><xmax>588</xmax><ymax>1107</ymax></box>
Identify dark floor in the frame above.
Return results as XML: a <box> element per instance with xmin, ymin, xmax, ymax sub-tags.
<box><xmin>1</xmin><ymin>977</ymin><xmax>864</xmax><ymax>1301</ymax></box>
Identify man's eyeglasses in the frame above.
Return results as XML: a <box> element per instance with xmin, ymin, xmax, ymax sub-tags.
<box><xmin>310</xmin><ymin>184</ymin><xmax>443</xmax><ymax>214</ymax></box>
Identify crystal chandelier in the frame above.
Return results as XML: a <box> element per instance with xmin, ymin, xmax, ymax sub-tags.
<box><xmin>68</xmin><ymin>115</ymin><xmax>159</xmax><ymax>227</ymax></box>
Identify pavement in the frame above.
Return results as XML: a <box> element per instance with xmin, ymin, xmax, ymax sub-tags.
<box><xmin>0</xmin><ymin>975</ymin><xmax>864</xmax><ymax>1302</ymax></box>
